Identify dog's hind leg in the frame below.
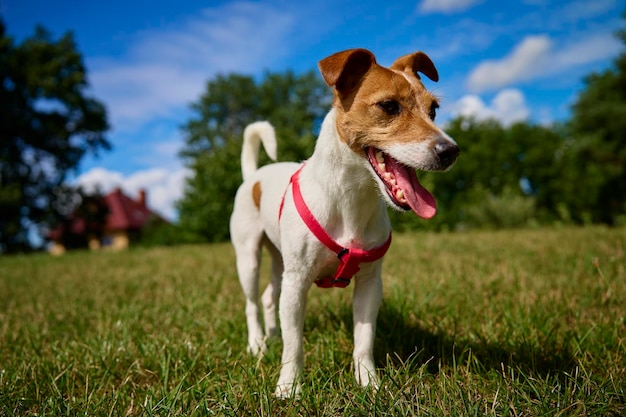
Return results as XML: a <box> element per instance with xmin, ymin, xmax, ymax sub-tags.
<box><xmin>234</xmin><ymin>239</ymin><xmax>267</xmax><ymax>355</ymax></box>
<box><xmin>231</xmin><ymin>200</ymin><xmax>267</xmax><ymax>355</ymax></box>
<box><xmin>261</xmin><ymin>241</ymin><xmax>283</xmax><ymax>338</ymax></box>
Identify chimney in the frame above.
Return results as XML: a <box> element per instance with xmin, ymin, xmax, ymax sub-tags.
<box><xmin>138</xmin><ymin>189</ymin><xmax>147</xmax><ymax>207</ymax></box>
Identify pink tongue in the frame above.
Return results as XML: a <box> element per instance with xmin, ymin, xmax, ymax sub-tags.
<box><xmin>387</xmin><ymin>156</ymin><xmax>437</xmax><ymax>219</ymax></box>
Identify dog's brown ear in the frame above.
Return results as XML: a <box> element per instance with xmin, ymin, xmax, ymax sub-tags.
<box><xmin>318</xmin><ymin>49</ymin><xmax>376</xmax><ymax>94</ymax></box>
<box><xmin>391</xmin><ymin>51</ymin><xmax>439</xmax><ymax>82</ymax></box>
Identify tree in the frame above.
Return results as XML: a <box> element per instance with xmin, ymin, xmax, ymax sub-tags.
<box><xmin>0</xmin><ymin>20</ymin><xmax>109</xmax><ymax>253</ymax></box>
<box><xmin>388</xmin><ymin>116</ymin><xmax>580</xmax><ymax>231</ymax></box>
<box><xmin>177</xmin><ymin>71</ymin><xmax>330</xmax><ymax>242</ymax></box>
<box><xmin>47</xmin><ymin>189</ymin><xmax>110</xmax><ymax>250</ymax></box>
<box><xmin>567</xmin><ymin>17</ymin><xmax>626</xmax><ymax>225</ymax></box>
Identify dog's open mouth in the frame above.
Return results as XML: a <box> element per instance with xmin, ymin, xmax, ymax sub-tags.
<box><xmin>366</xmin><ymin>147</ymin><xmax>437</xmax><ymax>219</ymax></box>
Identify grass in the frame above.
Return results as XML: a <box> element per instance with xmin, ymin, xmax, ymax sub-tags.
<box><xmin>0</xmin><ymin>226</ymin><xmax>624</xmax><ymax>416</ymax></box>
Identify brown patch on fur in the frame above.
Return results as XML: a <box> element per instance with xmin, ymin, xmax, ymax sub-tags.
<box><xmin>318</xmin><ymin>49</ymin><xmax>444</xmax><ymax>157</ymax></box>
<box><xmin>334</xmin><ymin>64</ymin><xmax>441</xmax><ymax>155</ymax></box>
<box><xmin>390</xmin><ymin>51</ymin><xmax>439</xmax><ymax>82</ymax></box>
<box><xmin>252</xmin><ymin>181</ymin><xmax>262</xmax><ymax>209</ymax></box>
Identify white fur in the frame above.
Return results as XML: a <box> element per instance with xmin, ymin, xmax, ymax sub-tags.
<box><xmin>230</xmin><ymin>110</ymin><xmax>390</xmax><ymax>397</ymax></box>
<box><xmin>241</xmin><ymin>121</ymin><xmax>277</xmax><ymax>181</ymax></box>
<box><xmin>230</xmin><ymin>57</ymin><xmax>458</xmax><ymax>398</ymax></box>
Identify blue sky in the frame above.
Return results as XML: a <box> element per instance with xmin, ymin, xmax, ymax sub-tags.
<box><xmin>3</xmin><ymin>0</ymin><xmax>623</xmax><ymax>220</ymax></box>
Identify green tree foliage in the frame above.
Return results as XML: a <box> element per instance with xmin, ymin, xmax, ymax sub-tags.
<box><xmin>0</xmin><ymin>20</ymin><xmax>109</xmax><ymax>253</ymax></box>
<box><xmin>177</xmin><ymin>71</ymin><xmax>330</xmax><ymax>242</ymax></box>
<box><xmin>391</xmin><ymin>118</ymin><xmax>566</xmax><ymax>231</ymax></box>
<box><xmin>567</xmin><ymin>20</ymin><xmax>626</xmax><ymax>225</ymax></box>
<box><xmin>179</xmin><ymin>16</ymin><xmax>626</xmax><ymax>241</ymax></box>
<box><xmin>49</xmin><ymin>189</ymin><xmax>110</xmax><ymax>250</ymax></box>
<box><xmin>135</xmin><ymin>217</ymin><xmax>181</xmax><ymax>248</ymax></box>
<box><xmin>395</xmin><ymin>11</ymin><xmax>625</xmax><ymax>231</ymax></box>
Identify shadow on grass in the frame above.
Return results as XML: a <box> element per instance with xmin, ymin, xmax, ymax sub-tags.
<box><xmin>377</xmin><ymin>302</ymin><xmax>576</xmax><ymax>376</ymax></box>
<box><xmin>312</xmin><ymin>301</ymin><xmax>576</xmax><ymax>379</ymax></box>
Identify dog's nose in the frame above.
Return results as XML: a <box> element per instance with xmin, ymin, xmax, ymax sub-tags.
<box><xmin>434</xmin><ymin>141</ymin><xmax>460</xmax><ymax>167</ymax></box>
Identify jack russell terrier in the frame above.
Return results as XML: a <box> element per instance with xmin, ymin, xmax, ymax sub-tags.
<box><xmin>229</xmin><ymin>48</ymin><xmax>459</xmax><ymax>397</ymax></box>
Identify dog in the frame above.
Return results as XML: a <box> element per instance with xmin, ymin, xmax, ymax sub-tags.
<box><xmin>229</xmin><ymin>48</ymin><xmax>459</xmax><ymax>397</ymax></box>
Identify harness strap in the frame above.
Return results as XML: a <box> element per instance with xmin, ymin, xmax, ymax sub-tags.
<box><xmin>280</xmin><ymin>165</ymin><xmax>392</xmax><ymax>288</ymax></box>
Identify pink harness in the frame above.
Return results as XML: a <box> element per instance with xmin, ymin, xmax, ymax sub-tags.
<box><xmin>279</xmin><ymin>166</ymin><xmax>392</xmax><ymax>288</ymax></box>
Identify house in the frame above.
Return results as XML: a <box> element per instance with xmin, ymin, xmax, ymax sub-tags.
<box><xmin>47</xmin><ymin>188</ymin><xmax>164</xmax><ymax>255</ymax></box>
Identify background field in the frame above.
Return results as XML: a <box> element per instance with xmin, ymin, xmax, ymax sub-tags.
<box><xmin>1</xmin><ymin>227</ymin><xmax>624</xmax><ymax>416</ymax></box>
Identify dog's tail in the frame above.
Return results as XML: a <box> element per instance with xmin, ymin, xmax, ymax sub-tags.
<box><xmin>241</xmin><ymin>121</ymin><xmax>277</xmax><ymax>181</ymax></box>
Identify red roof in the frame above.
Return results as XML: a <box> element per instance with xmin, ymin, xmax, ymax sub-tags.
<box><xmin>104</xmin><ymin>188</ymin><xmax>154</xmax><ymax>230</ymax></box>
<box><xmin>47</xmin><ymin>188</ymin><xmax>161</xmax><ymax>240</ymax></box>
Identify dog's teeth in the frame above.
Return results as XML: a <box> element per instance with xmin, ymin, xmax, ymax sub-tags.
<box><xmin>396</xmin><ymin>189</ymin><xmax>406</xmax><ymax>202</ymax></box>
<box><xmin>383</xmin><ymin>172</ymin><xmax>392</xmax><ymax>181</ymax></box>
<box><xmin>378</xmin><ymin>162</ymin><xmax>386</xmax><ymax>171</ymax></box>
<box><xmin>375</xmin><ymin>152</ymin><xmax>384</xmax><ymax>163</ymax></box>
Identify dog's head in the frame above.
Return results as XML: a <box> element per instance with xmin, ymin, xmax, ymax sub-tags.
<box><xmin>318</xmin><ymin>48</ymin><xmax>459</xmax><ymax>219</ymax></box>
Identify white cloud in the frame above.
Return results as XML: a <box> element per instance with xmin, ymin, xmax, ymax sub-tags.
<box><xmin>89</xmin><ymin>1</ymin><xmax>295</xmax><ymax>131</ymax></box>
<box><xmin>74</xmin><ymin>167</ymin><xmax>124</xmax><ymax>193</ymax></box>
<box><xmin>418</xmin><ymin>0</ymin><xmax>483</xmax><ymax>14</ymax></box>
<box><xmin>452</xmin><ymin>89</ymin><xmax>530</xmax><ymax>126</ymax></box>
<box><xmin>552</xmin><ymin>31</ymin><xmax>623</xmax><ymax>68</ymax></box>
<box><xmin>467</xmin><ymin>31</ymin><xmax>622</xmax><ymax>92</ymax></box>
<box><xmin>467</xmin><ymin>35</ymin><xmax>551</xmax><ymax>92</ymax></box>
<box><xmin>73</xmin><ymin>2</ymin><xmax>298</xmax><ymax>223</ymax></box>
<box><xmin>75</xmin><ymin>167</ymin><xmax>192</xmax><ymax>221</ymax></box>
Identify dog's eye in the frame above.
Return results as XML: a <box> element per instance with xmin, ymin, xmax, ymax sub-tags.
<box><xmin>377</xmin><ymin>100</ymin><xmax>401</xmax><ymax>116</ymax></box>
<box><xmin>429</xmin><ymin>102</ymin><xmax>439</xmax><ymax>121</ymax></box>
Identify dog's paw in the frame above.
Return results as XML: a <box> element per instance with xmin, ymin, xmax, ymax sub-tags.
<box><xmin>355</xmin><ymin>367</ymin><xmax>379</xmax><ymax>390</ymax></box>
<box><xmin>246</xmin><ymin>339</ymin><xmax>267</xmax><ymax>356</ymax></box>
<box><xmin>274</xmin><ymin>382</ymin><xmax>301</xmax><ymax>400</ymax></box>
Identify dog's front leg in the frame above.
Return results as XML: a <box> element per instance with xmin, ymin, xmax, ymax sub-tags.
<box><xmin>275</xmin><ymin>277</ymin><xmax>310</xmax><ymax>398</ymax></box>
<box><xmin>352</xmin><ymin>262</ymin><xmax>383</xmax><ymax>388</ymax></box>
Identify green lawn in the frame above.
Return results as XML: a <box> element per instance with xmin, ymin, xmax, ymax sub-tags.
<box><xmin>1</xmin><ymin>227</ymin><xmax>624</xmax><ymax>416</ymax></box>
